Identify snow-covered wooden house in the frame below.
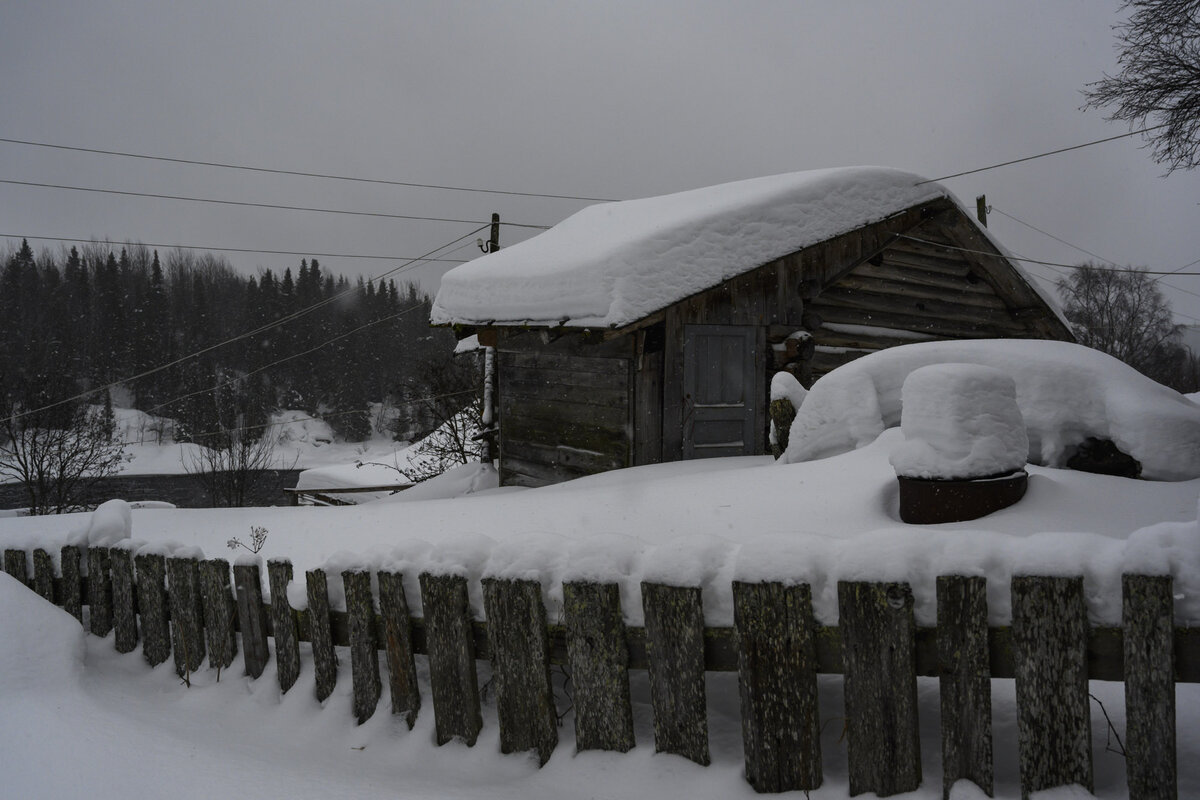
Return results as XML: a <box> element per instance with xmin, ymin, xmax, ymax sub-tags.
<box><xmin>431</xmin><ymin>167</ymin><xmax>1073</xmax><ymax>487</ymax></box>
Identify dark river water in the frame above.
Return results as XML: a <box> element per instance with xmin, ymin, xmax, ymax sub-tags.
<box><xmin>0</xmin><ymin>469</ymin><xmax>305</xmax><ymax>511</ymax></box>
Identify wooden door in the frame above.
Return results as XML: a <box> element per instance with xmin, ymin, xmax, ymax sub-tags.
<box><xmin>683</xmin><ymin>325</ymin><xmax>758</xmax><ymax>459</ymax></box>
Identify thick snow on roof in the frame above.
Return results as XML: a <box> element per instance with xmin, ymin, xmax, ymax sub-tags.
<box><xmin>431</xmin><ymin>167</ymin><xmax>948</xmax><ymax>328</ymax></box>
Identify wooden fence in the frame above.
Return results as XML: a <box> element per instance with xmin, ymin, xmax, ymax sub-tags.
<box><xmin>3</xmin><ymin>544</ymin><xmax>1196</xmax><ymax>799</ymax></box>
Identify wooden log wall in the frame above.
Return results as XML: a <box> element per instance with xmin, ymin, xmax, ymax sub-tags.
<box><xmin>6</xmin><ymin>544</ymin><xmax>1199</xmax><ymax>797</ymax></box>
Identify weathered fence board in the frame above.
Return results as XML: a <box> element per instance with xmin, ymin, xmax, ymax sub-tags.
<box><xmin>134</xmin><ymin>551</ymin><xmax>171</xmax><ymax>667</ymax></box>
<box><xmin>344</xmin><ymin>569</ymin><xmax>382</xmax><ymax>725</ymax></box>
<box><xmin>482</xmin><ymin>578</ymin><xmax>558</xmax><ymax>766</ymax></box>
<box><xmin>88</xmin><ymin>546</ymin><xmax>113</xmax><ymax>637</ymax></box>
<box><xmin>233</xmin><ymin>562</ymin><xmax>270</xmax><ymax>679</ymax></box>
<box><xmin>109</xmin><ymin>548</ymin><xmax>139</xmax><ymax>654</ymax></box>
<box><xmin>60</xmin><ymin>545</ymin><xmax>82</xmax><ymax>622</ymax></box>
<box><xmin>4</xmin><ymin>548</ymin><xmax>26</xmax><ymax>585</ymax></box>
<box><xmin>33</xmin><ymin>548</ymin><xmax>54</xmax><ymax>602</ymax></box>
<box><xmin>1012</xmin><ymin>575</ymin><xmax>1091</xmax><ymax>800</ymax></box>
<box><xmin>642</xmin><ymin>582</ymin><xmax>710</xmax><ymax>766</ymax></box>
<box><xmin>839</xmin><ymin>581</ymin><xmax>921</xmax><ymax>797</ymax></box>
<box><xmin>268</xmin><ymin>560</ymin><xmax>301</xmax><ymax>694</ymax></box>
<box><xmin>167</xmin><ymin>555</ymin><xmax>206</xmax><ymax>678</ymax></box>
<box><xmin>563</xmin><ymin>581</ymin><xmax>634</xmax><ymax>753</ymax></box>
<box><xmin>420</xmin><ymin>572</ymin><xmax>482</xmax><ymax>747</ymax></box>
<box><xmin>733</xmin><ymin>580</ymin><xmax>821</xmax><ymax>793</ymax></box>
<box><xmin>937</xmin><ymin>575</ymin><xmax>992</xmax><ymax>799</ymax></box>
<box><xmin>198</xmin><ymin>559</ymin><xmax>237</xmax><ymax>670</ymax></box>
<box><xmin>306</xmin><ymin>568</ymin><xmax>338</xmax><ymax>702</ymax></box>
<box><xmin>1123</xmin><ymin>574</ymin><xmax>1176</xmax><ymax>800</ymax></box>
<box><xmin>377</xmin><ymin>570</ymin><xmax>420</xmax><ymax>728</ymax></box>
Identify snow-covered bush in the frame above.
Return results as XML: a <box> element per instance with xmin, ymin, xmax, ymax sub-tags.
<box><xmin>889</xmin><ymin>364</ymin><xmax>1028</xmax><ymax>480</ymax></box>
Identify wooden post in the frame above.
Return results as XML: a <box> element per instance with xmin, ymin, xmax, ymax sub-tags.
<box><xmin>419</xmin><ymin>572</ymin><xmax>482</xmax><ymax>747</ymax></box>
<box><xmin>167</xmin><ymin>555</ymin><xmax>206</xmax><ymax>678</ymax></box>
<box><xmin>32</xmin><ymin>549</ymin><xmax>54</xmax><ymax>602</ymax></box>
<box><xmin>937</xmin><ymin>575</ymin><xmax>992</xmax><ymax>799</ymax></box>
<box><xmin>233</xmin><ymin>562</ymin><xmax>270</xmax><ymax>679</ymax></box>
<box><xmin>198</xmin><ymin>559</ymin><xmax>237</xmax><ymax>670</ymax></box>
<box><xmin>1123</xmin><ymin>574</ymin><xmax>1176</xmax><ymax>799</ymax></box>
<box><xmin>306</xmin><ymin>568</ymin><xmax>338</xmax><ymax>702</ymax></box>
<box><xmin>61</xmin><ymin>545</ymin><xmax>83</xmax><ymax>622</ymax></box>
<box><xmin>1011</xmin><ymin>575</ymin><xmax>1091</xmax><ymax>799</ymax></box>
<box><xmin>976</xmin><ymin>195</ymin><xmax>988</xmax><ymax>227</ymax></box>
<box><xmin>838</xmin><ymin>581</ymin><xmax>921</xmax><ymax>797</ymax></box>
<box><xmin>377</xmin><ymin>570</ymin><xmax>420</xmax><ymax>728</ymax></box>
<box><xmin>109</xmin><ymin>548</ymin><xmax>139</xmax><ymax>654</ymax></box>
<box><xmin>562</xmin><ymin>581</ymin><xmax>634</xmax><ymax>753</ymax></box>
<box><xmin>732</xmin><ymin>580</ymin><xmax>822</xmax><ymax>793</ymax></box>
<box><xmin>268</xmin><ymin>560</ymin><xmax>301</xmax><ymax>694</ymax></box>
<box><xmin>135</xmin><ymin>551</ymin><xmax>171</xmax><ymax>667</ymax></box>
<box><xmin>482</xmin><ymin>577</ymin><xmax>558</xmax><ymax>765</ymax></box>
<box><xmin>3</xmin><ymin>548</ymin><xmax>27</xmax><ymax>585</ymax></box>
<box><xmin>343</xmin><ymin>569</ymin><xmax>382</xmax><ymax>724</ymax></box>
<box><xmin>87</xmin><ymin>546</ymin><xmax>113</xmax><ymax>637</ymax></box>
<box><xmin>641</xmin><ymin>582</ymin><xmax>710</xmax><ymax>766</ymax></box>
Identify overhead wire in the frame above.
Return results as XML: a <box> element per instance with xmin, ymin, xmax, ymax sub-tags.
<box><xmin>896</xmin><ymin>235</ymin><xmax>1200</xmax><ymax>274</ymax></box>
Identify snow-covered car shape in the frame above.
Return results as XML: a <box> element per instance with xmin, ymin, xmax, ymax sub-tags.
<box><xmin>781</xmin><ymin>339</ymin><xmax>1200</xmax><ymax>481</ymax></box>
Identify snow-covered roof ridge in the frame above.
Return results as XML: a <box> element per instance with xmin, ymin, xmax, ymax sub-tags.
<box><xmin>431</xmin><ymin>166</ymin><xmax>950</xmax><ymax>329</ymax></box>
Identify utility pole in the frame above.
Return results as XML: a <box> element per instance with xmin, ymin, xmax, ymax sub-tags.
<box><xmin>480</xmin><ymin>213</ymin><xmax>500</xmax><ymax>464</ymax></box>
<box><xmin>976</xmin><ymin>195</ymin><xmax>988</xmax><ymax>227</ymax></box>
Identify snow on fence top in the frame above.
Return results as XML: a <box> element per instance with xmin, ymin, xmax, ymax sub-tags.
<box><xmin>430</xmin><ymin>167</ymin><xmax>948</xmax><ymax>329</ymax></box>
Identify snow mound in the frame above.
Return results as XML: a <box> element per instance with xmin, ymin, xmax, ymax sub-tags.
<box><xmin>0</xmin><ymin>573</ymin><xmax>86</xmax><ymax>691</ymax></box>
<box><xmin>432</xmin><ymin>167</ymin><xmax>947</xmax><ymax>328</ymax></box>
<box><xmin>783</xmin><ymin>339</ymin><xmax>1200</xmax><ymax>480</ymax></box>
<box><xmin>85</xmin><ymin>499</ymin><xmax>133</xmax><ymax>545</ymax></box>
<box><xmin>890</xmin><ymin>364</ymin><xmax>1028</xmax><ymax>480</ymax></box>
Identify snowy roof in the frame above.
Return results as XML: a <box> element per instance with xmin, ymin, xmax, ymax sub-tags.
<box><xmin>431</xmin><ymin>167</ymin><xmax>951</xmax><ymax>329</ymax></box>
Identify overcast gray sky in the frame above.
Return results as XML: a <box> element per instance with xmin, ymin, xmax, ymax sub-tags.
<box><xmin>2</xmin><ymin>1</ymin><xmax>1198</xmax><ymax>324</ymax></box>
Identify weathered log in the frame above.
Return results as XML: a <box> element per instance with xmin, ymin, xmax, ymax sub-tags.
<box><xmin>4</xmin><ymin>548</ymin><xmax>27</xmax><ymax>585</ymax></box>
<box><xmin>419</xmin><ymin>572</ymin><xmax>482</xmax><ymax>747</ymax></box>
<box><xmin>305</xmin><ymin>568</ymin><xmax>338</xmax><ymax>702</ymax></box>
<box><xmin>562</xmin><ymin>581</ymin><xmax>634</xmax><ymax>753</ymax></box>
<box><xmin>233</xmin><ymin>562</ymin><xmax>270</xmax><ymax>679</ymax></box>
<box><xmin>377</xmin><ymin>570</ymin><xmax>420</xmax><ymax>728</ymax></box>
<box><xmin>1123</xmin><ymin>574</ymin><xmax>1176</xmax><ymax>800</ymax></box>
<box><xmin>1011</xmin><ymin>575</ymin><xmax>1091</xmax><ymax>799</ymax></box>
<box><xmin>268</xmin><ymin>560</ymin><xmax>301</xmax><ymax>694</ymax></box>
<box><xmin>87</xmin><ymin>546</ymin><xmax>113</xmax><ymax>637</ymax></box>
<box><xmin>32</xmin><ymin>549</ymin><xmax>54</xmax><ymax>602</ymax></box>
<box><xmin>198</xmin><ymin>559</ymin><xmax>237</xmax><ymax>670</ymax></box>
<box><xmin>167</xmin><ymin>555</ymin><xmax>206</xmax><ymax>678</ymax></box>
<box><xmin>134</xmin><ymin>551</ymin><xmax>171</xmax><ymax>667</ymax></box>
<box><xmin>482</xmin><ymin>577</ymin><xmax>557</xmax><ymax>765</ymax></box>
<box><xmin>343</xmin><ymin>569</ymin><xmax>381</xmax><ymax>725</ymax></box>
<box><xmin>60</xmin><ymin>545</ymin><xmax>83</xmax><ymax>623</ymax></box>
<box><xmin>641</xmin><ymin>582</ymin><xmax>709</xmax><ymax>766</ymax></box>
<box><xmin>733</xmin><ymin>580</ymin><xmax>821</xmax><ymax>793</ymax></box>
<box><xmin>109</xmin><ymin>548</ymin><xmax>139</xmax><ymax>654</ymax></box>
<box><xmin>937</xmin><ymin>575</ymin><xmax>992</xmax><ymax>799</ymax></box>
<box><xmin>838</xmin><ymin>581</ymin><xmax>921</xmax><ymax>797</ymax></box>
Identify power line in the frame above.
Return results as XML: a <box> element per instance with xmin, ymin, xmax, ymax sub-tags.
<box><xmin>0</xmin><ymin>178</ymin><xmax>552</xmax><ymax>229</ymax></box>
<box><xmin>0</xmin><ymin>136</ymin><xmax>617</xmax><ymax>203</ymax></box>
<box><xmin>917</xmin><ymin>124</ymin><xmax>1168</xmax><ymax>185</ymax></box>
<box><xmin>0</xmin><ymin>233</ymin><xmax>468</xmax><ymax>264</ymax></box>
<box><xmin>896</xmin><ymin>235</ymin><xmax>1200</xmax><ymax>275</ymax></box>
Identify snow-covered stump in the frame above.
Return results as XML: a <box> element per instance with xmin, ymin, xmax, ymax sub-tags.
<box><xmin>377</xmin><ymin>570</ymin><xmax>420</xmax><ymax>729</ymax></box>
<box><xmin>232</xmin><ymin>562</ymin><xmax>269</xmax><ymax>679</ymax></box>
<box><xmin>838</xmin><ymin>581</ymin><xmax>921</xmax><ymax>797</ymax></box>
<box><xmin>419</xmin><ymin>572</ymin><xmax>482</xmax><ymax>747</ymax></box>
<box><xmin>342</xmin><ymin>569</ymin><xmax>381</xmax><ymax>725</ymax></box>
<box><xmin>60</xmin><ymin>545</ymin><xmax>82</xmax><ymax>623</ymax></box>
<box><xmin>4</xmin><ymin>548</ymin><xmax>27</xmax><ymax>586</ymax></box>
<box><xmin>32</xmin><ymin>549</ymin><xmax>54</xmax><ymax>602</ymax></box>
<box><xmin>1122</xmin><ymin>574</ymin><xmax>1176</xmax><ymax>799</ymax></box>
<box><xmin>641</xmin><ymin>582</ymin><xmax>710</xmax><ymax>766</ymax></box>
<box><xmin>268</xmin><ymin>560</ymin><xmax>300</xmax><ymax>694</ymax></box>
<box><xmin>304</xmin><ymin>568</ymin><xmax>338</xmax><ymax>703</ymax></box>
<box><xmin>732</xmin><ymin>580</ymin><xmax>822</xmax><ymax>793</ymax></box>
<box><xmin>1011</xmin><ymin>576</ymin><xmax>1092</xmax><ymax>799</ymax></box>
<box><xmin>168</xmin><ymin>555</ymin><xmax>206</xmax><ymax>679</ymax></box>
<box><xmin>198</xmin><ymin>559</ymin><xmax>237</xmax><ymax>671</ymax></box>
<box><xmin>109</xmin><ymin>548</ymin><xmax>139</xmax><ymax>654</ymax></box>
<box><xmin>936</xmin><ymin>575</ymin><xmax>992</xmax><ymax>799</ymax></box>
<box><xmin>562</xmin><ymin>581</ymin><xmax>635</xmax><ymax>753</ymax></box>
<box><xmin>134</xmin><ymin>551</ymin><xmax>171</xmax><ymax>667</ymax></box>
<box><xmin>481</xmin><ymin>578</ymin><xmax>558</xmax><ymax>766</ymax></box>
<box><xmin>87</xmin><ymin>546</ymin><xmax>113</xmax><ymax>637</ymax></box>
